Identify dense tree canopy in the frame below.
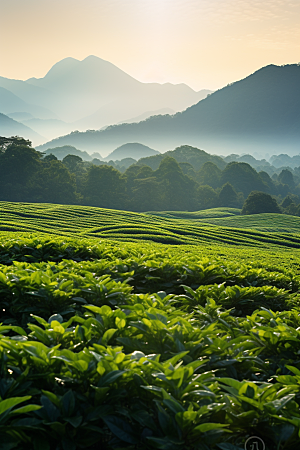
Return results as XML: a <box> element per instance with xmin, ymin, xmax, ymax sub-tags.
<box><xmin>221</xmin><ymin>162</ymin><xmax>267</xmax><ymax>196</ymax></box>
<box><xmin>278</xmin><ymin>169</ymin><xmax>295</xmax><ymax>188</ymax></box>
<box><xmin>242</xmin><ymin>191</ymin><xmax>281</xmax><ymax>215</ymax></box>
<box><xmin>219</xmin><ymin>183</ymin><xmax>239</xmax><ymax>208</ymax></box>
<box><xmin>84</xmin><ymin>165</ymin><xmax>126</xmax><ymax>209</ymax></box>
<box><xmin>29</xmin><ymin>160</ymin><xmax>77</xmax><ymax>204</ymax></box>
<box><xmin>155</xmin><ymin>156</ymin><xmax>197</xmax><ymax>210</ymax></box>
<box><xmin>197</xmin><ymin>162</ymin><xmax>221</xmax><ymax>189</ymax></box>
<box><xmin>196</xmin><ymin>185</ymin><xmax>219</xmax><ymax>210</ymax></box>
<box><xmin>2</xmin><ymin>135</ymin><xmax>300</xmax><ymax>215</ymax></box>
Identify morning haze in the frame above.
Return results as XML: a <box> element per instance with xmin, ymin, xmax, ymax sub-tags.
<box><xmin>2</xmin><ymin>2</ymin><xmax>300</xmax><ymax>448</ymax></box>
<box><xmin>0</xmin><ymin>0</ymin><xmax>300</xmax><ymax>154</ymax></box>
<box><xmin>1</xmin><ymin>0</ymin><xmax>300</xmax><ymax>89</ymax></box>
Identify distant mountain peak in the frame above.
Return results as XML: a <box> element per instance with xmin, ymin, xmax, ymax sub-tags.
<box><xmin>37</xmin><ymin>62</ymin><xmax>300</xmax><ymax>155</ymax></box>
<box><xmin>104</xmin><ymin>143</ymin><xmax>160</xmax><ymax>161</ymax></box>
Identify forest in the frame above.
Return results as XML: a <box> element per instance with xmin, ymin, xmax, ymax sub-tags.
<box><xmin>1</xmin><ymin>136</ymin><xmax>300</xmax><ymax>215</ymax></box>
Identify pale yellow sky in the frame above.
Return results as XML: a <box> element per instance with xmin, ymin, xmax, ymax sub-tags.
<box><xmin>1</xmin><ymin>0</ymin><xmax>300</xmax><ymax>90</ymax></box>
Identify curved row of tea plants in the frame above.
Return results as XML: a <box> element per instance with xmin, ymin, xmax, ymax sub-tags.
<box><xmin>1</xmin><ymin>235</ymin><xmax>300</xmax><ymax>449</ymax></box>
<box><xmin>1</xmin><ymin>201</ymin><xmax>300</xmax><ymax>248</ymax></box>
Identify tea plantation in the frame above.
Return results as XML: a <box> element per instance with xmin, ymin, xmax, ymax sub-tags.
<box><xmin>1</xmin><ymin>202</ymin><xmax>300</xmax><ymax>449</ymax></box>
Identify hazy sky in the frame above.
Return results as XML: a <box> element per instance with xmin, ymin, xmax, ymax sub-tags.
<box><xmin>1</xmin><ymin>0</ymin><xmax>300</xmax><ymax>90</ymax></box>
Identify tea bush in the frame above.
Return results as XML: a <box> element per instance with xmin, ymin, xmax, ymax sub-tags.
<box><xmin>1</xmin><ymin>229</ymin><xmax>300</xmax><ymax>449</ymax></box>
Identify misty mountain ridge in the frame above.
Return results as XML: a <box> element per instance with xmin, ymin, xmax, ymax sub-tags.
<box><xmin>104</xmin><ymin>143</ymin><xmax>159</xmax><ymax>161</ymax></box>
<box><xmin>37</xmin><ymin>63</ymin><xmax>300</xmax><ymax>156</ymax></box>
<box><xmin>0</xmin><ymin>55</ymin><xmax>211</xmax><ymax>143</ymax></box>
<box><xmin>0</xmin><ymin>86</ymin><xmax>56</xmax><ymax>121</ymax></box>
<box><xmin>43</xmin><ymin>145</ymin><xmax>99</xmax><ymax>161</ymax></box>
<box><xmin>39</xmin><ymin>142</ymin><xmax>295</xmax><ymax>177</ymax></box>
<box><xmin>117</xmin><ymin>108</ymin><xmax>175</xmax><ymax>125</ymax></box>
<box><xmin>0</xmin><ymin>113</ymin><xmax>44</xmax><ymax>142</ymax></box>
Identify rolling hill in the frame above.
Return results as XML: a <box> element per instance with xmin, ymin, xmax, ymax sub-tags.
<box><xmin>37</xmin><ymin>64</ymin><xmax>300</xmax><ymax>156</ymax></box>
<box><xmin>1</xmin><ymin>201</ymin><xmax>300</xmax><ymax>252</ymax></box>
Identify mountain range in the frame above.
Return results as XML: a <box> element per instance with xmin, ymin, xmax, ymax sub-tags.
<box><xmin>0</xmin><ymin>56</ymin><xmax>211</xmax><ymax>143</ymax></box>
<box><xmin>37</xmin><ymin>64</ymin><xmax>300</xmax><ymax>156</ymax></box>
<box><xmin>0</xmin><ymin>113</ymin><xmax>43</xmax><ymax>142</ymax></box>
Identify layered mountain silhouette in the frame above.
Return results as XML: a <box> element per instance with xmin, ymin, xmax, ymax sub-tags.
<box><xmin>27</xmin><ymin>56</ymin><xmax>210</xmax><ymax>123</ymax></box>
<box><xmin>0</xmin><ymin>56</ymin><xmax>210</xmax><ymax>144</ymax></box>
<box><xmin>0</xmin><ymin>87</ymin><xmax>55</xmax><ymax>120</ymax></box>
<box><xmin>104</xmin><ymin>143</ymin><xmax>159</xmax><ymax>161</ymax></box>
<box><xmin>37</xmin><ymin>64</ymin><xmax>300</xmax><ymax>156</ymax></box>
<box><xmin>117</xmin><ymin>108</ymin><xmax>175</xmax><ymax>125</ymax></box>
<box><xmin>0</xmin><ymin>113</ymin><xmax>44</xmax><ymax>143</ymax></box>
<box><xmin>43</xmin><ymin>145</ymin><xmax>97</xmax><ymax>161</ymax></box>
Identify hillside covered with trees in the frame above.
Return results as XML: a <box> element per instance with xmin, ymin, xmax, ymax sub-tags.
<box><xmin>2</xmin><ymin>137</ymin><xmax>300</xmax><ymax>215</ymax></box>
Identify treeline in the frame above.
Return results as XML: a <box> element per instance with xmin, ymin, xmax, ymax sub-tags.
<box><xmin>1</xmin><ymin>137</ymin><xmax>300</xmax><ymax>214</ymax></box>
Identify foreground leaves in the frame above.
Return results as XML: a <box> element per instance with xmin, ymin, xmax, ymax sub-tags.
<box><xmin>0</xmin><ymin>236</ymin><xmax>300</xmax><ymax>448</ymax></box>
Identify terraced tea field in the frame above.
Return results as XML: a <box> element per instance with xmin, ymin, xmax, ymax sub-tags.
<box><xmin>146</xmin><ymin>207</ymin><xmax>242</xmax><ymax>219</ymax></box>
<box><xmin>197</xmin><ymin>212</ymin><xmax>300</xmax><ymax>234</ymax></box>
<box><xmin>1</xmin><ymin>201</ymin><xmax>300</xmax><ymax>250</ymax></box>
<box><xmin>2</xmin><ymin>201</ymin><xmax>300</xmax><ymax>449</ymax></box>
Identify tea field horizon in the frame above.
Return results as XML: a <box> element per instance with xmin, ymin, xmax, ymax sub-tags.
<box><xmin>1</xmin><ymin>200</ymin><xmax>300</xmax><ymax>449</ymax></box>
<box><xmin>1</xmin><ymin>201</ymin><xmax>300</xmax><ymax>249</ymax></box>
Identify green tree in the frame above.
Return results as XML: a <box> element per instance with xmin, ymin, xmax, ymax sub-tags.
<box><xmin>62</xmin><ymin>154</ymin><xmax>83</xmax><ymax>173</ymax></box>
<box><xmin>218</xmin><ymin>183</ymin><xmax>239</xmax><ymax>207</ymax></box>
<box><xmin>197</xmin><ymin>162</ymin><xmax>221</xmax><ymax>189</ymax></box>
<box><xmin>278</xmin><ymin>169</ymin><xmax>295</xmax><ymax>189</ymax></box>
<box><xmin>0</xmin><ymin>143</ymin><xmax>43</xmax><ymax>201</ymax></box>
<box><xmin>43</xmin><ymin>154</ymin><xmax>58</xmax><ymax>163</ymax></box>
<box><xmin>221</xmin><ymin>162</ymin><xmax>267</xmax><ymax>197</ymax></box>
<box><xmin>124</xmin><ymin>165</ymin><xmax>144</xmax><ymax>198</ymax></box>
<box><xmin>241</xmin><ymin>191</ymin><xmax>281</xmax><ymax>215</ymax></box>
<box><xmin>28</xmin><ymin>160</ymin><xmax>77</xmax><ymax>204</ymax></box>
<box><xmin>259</xmin><ymin>171</ymin><xmax>277</xmax><ymax>194</ymax></box>
<box><xmin>281</xmin><ymin>195</ymin><xmax>294</xmax><ymax>209</ymax></box>
<box><xmin>131</xmin><ymin>177</ymin><xmax>164</xmax><ymax>211</ymax></box>
<box><xmin>84</xmin><ymin>165</ymin><xmax>126</xmax><ymax>208</ymax></box>
<box><xmin>178</xmin><ymin>162</ymin><xmax>196</xmax><ymax>179</ymax></box>
<box><xmin>196</xmin><ymin>185</ymin><xmax>219</xmax><ymax>210</ymax></box>
<box><xmin>155</xmin><ymin>156</ymin><xmax>197</xmax><ymax>210</ymax></box>
<box><xmin>0</xmin><ymin>136</ymin><xmax>32</xmax><ymax>152</ymax></box>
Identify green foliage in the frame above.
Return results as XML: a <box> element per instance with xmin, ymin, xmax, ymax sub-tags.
<box><xmin>28</xmin><ymin>160</ymin><xmax>77</xmax><ymax>204</ymax></box>
<box><xmin>259</xmin><ymin>171</ymin><xmax>277</xmax><ymax>194</ymax></box>
<box><xmin>218</xmin><ymin>183</ymin><xmax>239</xmax><ymax>208</ymax></box>
<box><xmin>197</xmin><ymin>162</ymin><xmax>221</xmax><ymax>189</ymax></box>
<box><xmin>3</xmin><ymin>137</ymin><xmax>300</xmax><ymax>215</ymax></box>
<box><xmin>138</xmin><ymin>145</ymin><xmax>226</xmax><ymax>171</ymax></box>
<box><xmin>242</xmin><ymin>192</ymin><xmax>281</xmax><ymax>215</ymax></box>
<box><xmin>278</xmin><ymin>169</ymin><xmax>295</xmax><ymax>188</ymax></box>
<box><xmin>84</xmin><ymin>165</ymin><xmax>126</xmax><ymax>209</ymax></box>
<box><xmin>0</xmin><ymin>232</ymin><xmax>299</xmax><ymax>447</ymax></box>
<box><xmin>221</xmin><ymin>162</ymin><xmax>267</xmax><ymax>197</ymax></box>
<box><xmin>155</xmin><ymin>157</ymin><xmax>197</xmax><ymax>211</ymax></box>
<box><xmin>196</xmin><ymin>185</ymin><xmax>219</xmax><ymax>210</ymax></box>
<box><xmin>3</xmin><ymin>202</ymin><xmax>300</xmax><ymax>252</ymax></box>
<box><xmin>62</xmin><ymin>155</ymin><xmax>83</xmax><ymax>173</ymax></box>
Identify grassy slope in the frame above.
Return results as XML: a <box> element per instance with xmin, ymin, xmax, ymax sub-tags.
<box><xmin>1</xmin><ymin>202</ymin><xmax>300</xmax><ymax>247</ymax></box>
<box><xmin>1</xmin><ymin>202</ymin><xmax>300</xmax><ymax>273</ymax></box>
<box><xmin>1</xmin><ymin>203</ymin><xmax>300</xmax><ymax>448</ymax></box>
<box><xmin>145</xmin><ymin>207</ymin><xmax>242</xmax><ymax>219</ymax></box>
